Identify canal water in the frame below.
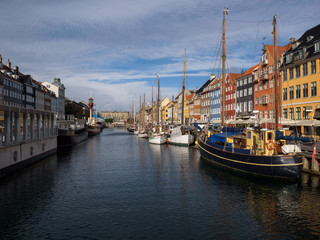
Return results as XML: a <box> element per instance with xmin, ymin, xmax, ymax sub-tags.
<box><xmin>1</xmin><ymin>128</ymin><xmax>320</xmax><ymax>240</ymax></box>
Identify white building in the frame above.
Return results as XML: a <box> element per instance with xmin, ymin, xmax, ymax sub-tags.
<box><xmin>42</xmin><ymin>78</ymin><xmax>65</xmax><ymax>120</ymax></box>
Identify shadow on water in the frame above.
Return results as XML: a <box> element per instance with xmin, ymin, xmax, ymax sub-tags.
<box><xmin>198</xmin><ymin>156</ymin><xmax>298</xmax><ymax>187</ymax></box>
<box><xmin>198</xmin><ymin>156</ymin><xmax>320</xmax><ymax>239</ymax></box>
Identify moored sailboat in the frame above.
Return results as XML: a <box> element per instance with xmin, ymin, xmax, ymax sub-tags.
<box><xmin>138</xmin><ymin>94</ymin><xmax>149</xmax><ymax>138</ymax></box>
<box><xmin>149</xmin><ymin>73</ymin><xmax>167</xmax><ymax>145</ymax></box>
<box><xmin>197</xmin><ymin>10</ymin><xmax>310</xmax><ymax>179</ymax></box>
<box><xmin>169</xmin><ymin>48</ymin><xmax>195</xmax><ymax>146</ymax></box>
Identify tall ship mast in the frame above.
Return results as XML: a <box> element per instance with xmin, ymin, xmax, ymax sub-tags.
<box><xmin>196</xmin><ymin>10</ymin><xmax>310</xmax><ymax>180</ymax></box>
<box><xmin>181</xmin><ymin>48</ymin><xmax>186</xmax><ymax>125</ymax></box>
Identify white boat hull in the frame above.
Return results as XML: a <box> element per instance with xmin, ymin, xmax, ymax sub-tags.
<box><xmin>138</xmin><ymin>133</ymin><xmax>149</xmax><ymax>138</ymax></box>
<box><xmin>134</xmin><ymin>130</ymin><xmax>139</xmax><ymax>135</ymax></box>
<box><xmin>149</xmin><ymin>135</ymin><xmax>167</xmax><ymax>145</ymax></box>
<box><xmin>169</xmin><ymin>134</ymin><xmax>194</xmax><ymax>146</ymax></box>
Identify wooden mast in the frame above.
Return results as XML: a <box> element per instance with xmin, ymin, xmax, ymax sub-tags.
<box><xmin>131</xmin><ymin>101</ymin><xmax>134</xmax><ymax>126</ymax></box>
<box><xmin>139</xmin><ymin>96</ymin><xmax>141</xmax><ymax>130</ymax></box>
<box><xmin>273</xmin><ymin>15</ymin><xmax>279</xmax><ymax>131</ymax></box>
<box><xmin>154</xmin><ymin>73</ymin><xmax>160</xmax><ymax>134</ymax></box>
<box><xmin>143</xmin><ymin>93</ymin><xmax>145</xmax><ymax>131</ymax></box>
<box><xmin>151</xmin><ymin>80</ymin><xmax>154</xmax><ymax>130</ymax></box>
<box><xmin>181</xmin><ymin>48</ymin><xmax>186</xmax><ymax>125</ymax></box>
<box><xmin>157</xmin><ymin>76</ymin><xmax>160</xmax><ymax>133</ymax></box>
<box><xmin>221</xmin><ymin>8</ymin><xmax>228</xmax><ymax>127</ymax></box>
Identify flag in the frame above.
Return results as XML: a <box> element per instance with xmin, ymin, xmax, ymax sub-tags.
<box><xmin>312</xmin><ymin>143</ymin><xmax>317</xmax><ymax>163</ymax></box>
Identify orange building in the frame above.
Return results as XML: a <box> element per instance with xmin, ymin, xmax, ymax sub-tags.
<box><xmin>253</xmin><ymin>44</ymin><xmax>291</xmax><ymax>119</ymax></box>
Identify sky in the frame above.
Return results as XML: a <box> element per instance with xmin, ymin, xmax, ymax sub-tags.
<box><xmin>0</xmin><ymin>0</ymin><xmax>319</xmax><ymax>112</ymax></box>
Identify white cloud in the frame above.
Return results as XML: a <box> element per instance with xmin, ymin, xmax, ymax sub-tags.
<box><xmin>0</xmin><ymin>0</ymin><xmax>319</xmax><ymax>110</ymax></box>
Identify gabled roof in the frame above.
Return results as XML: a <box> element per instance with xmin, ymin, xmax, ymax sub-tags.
<box><xmin>264</xmin><ymin>44</ymin><xmax>291</xmax><ymax>60</ymax></box>
<box><xmin>196</xmin><ymin>79</ymin><xmax>212</xmax><ymax>94</ymax></box>
<box><xmin>186</xmin><ymin>93</ymin><xmax>194</xmax><ymax>101</ymax></box>
<box><xmin>226</xmin><ymin>72</ymin><xmax>241</xmax><ymax>84</ymax></box>
<box><xmin>240</xmin><ymin>64</ymin><xmax>259</xmax><ymax>77</ymax></box>
<box><xmin>19</xmin><ymin>74</ymin><xmax>33</xmax><ymax>85</ymax></box>
<box><xmin>285</xmin><ymin>24</ymin><xmax>320</xmax><ymax>58</ymax></box>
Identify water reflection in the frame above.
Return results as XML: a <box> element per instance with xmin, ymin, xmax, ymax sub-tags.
<box><xmin>0</xmin><ymin>128</ymin><xmax>319</xmax><ymax>239</ymax></box>
<box><xmin>0</xmin><ymin>154</ymin><xmax>58</xmax><ymax>238</ymax></box>
<box><xmin>198</xmin><ymin>158</ymin><xmax>320</xmax><ymax>239</ymax></box>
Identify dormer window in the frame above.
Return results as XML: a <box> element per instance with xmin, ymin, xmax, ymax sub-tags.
<box><xmin>286</xmin><ymin>54</ymin><xmax>292</xmax><ymax>64</ymax></box>
<box><xmin>315</xmin><ymin>41</ymin><xmax>320</xmax><ymax>52</ymax></box>
<box><xmin>292</xmin><ymin>42</ymin><xmax>297</xmax><ymax>49</ymax></box>
<box><xmin>307</xmin><ymin>35</ymin><xmax>314</xmax><ymax>42</ymax></box>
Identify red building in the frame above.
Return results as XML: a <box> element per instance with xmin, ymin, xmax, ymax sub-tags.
<box><xmin>225</xmin><ymin>73</ymin><xmax>241</xmax><ymax>120</ymax></box>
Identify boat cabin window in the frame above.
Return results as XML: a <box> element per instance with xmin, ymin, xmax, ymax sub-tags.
<box><xmin>267</xmin><ymin>132</ymin><xmax>272</xmax><ymax>140</ymax></box>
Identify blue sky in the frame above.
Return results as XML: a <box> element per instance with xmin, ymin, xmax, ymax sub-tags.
<box><xmin>0</xmin><ymin>0</ymin><xmax>319</xmax><ymax>111</ymax></box>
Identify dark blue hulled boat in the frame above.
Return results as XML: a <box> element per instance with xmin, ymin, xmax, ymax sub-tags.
<box><xmin>197</xmin><ymin>128</ymin><xmax>304</xmax><ymax>179</ymax></box>
<box><xmin>196</xmin><ymin>12</ymin><xmax>310</xmax><ymax>180</ymax></box>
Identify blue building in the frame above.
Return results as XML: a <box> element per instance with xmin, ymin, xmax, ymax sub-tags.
<box><xmin>210</xmin><ymin>78</ymin><xmax>222</xmax><ymax>126</ymax></box>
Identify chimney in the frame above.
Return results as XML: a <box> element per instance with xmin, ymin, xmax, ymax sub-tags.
<box><xmin>14</xmin><ymin>65</ymin><xmax>19</xmax><ymax>75</ymax></box>
<box><xmin>289</xmin><ymin>38</ymin><xmax>295</xmax><ymax>44</ymax></box>
<box><xmin>6</xmin><ymin>59</ymin><xmax>11</xmax><ymax>69</ymax></box>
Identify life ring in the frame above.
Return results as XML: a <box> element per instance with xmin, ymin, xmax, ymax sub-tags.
<box><xmin>266</xmin><ymin>140</ymin><xmax>275</xmax><ymax>150</ymax></box>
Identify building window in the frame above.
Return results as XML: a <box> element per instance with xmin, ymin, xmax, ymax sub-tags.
<box><xmin>283</xmin><ymin>88</ymin><xmax>287</xmax><ymax>101</ymax></box>
<box><xmin>296</xmin><ymin>107</ymin><xmax>301</xmax><ymax>120</ymax></box>
<box><xmin>269</xmin><ymin>65</ymin><xmax>274</xmax><ymax>74</ymax></box>
<box><xmin>244</xmin><ymin>89</ymin><xmax>247</xmax><ymax>96</ymax></box>
<box><xmin>248</xmin><ymin>101</ymin><xmax>253</xmax><ymax>111</ymax></box>
<box><xmin>303</xmin><ymin>107</ymin><xmax>308</xmax><ymax>119</ymax></box>
<box><xmin>283</xmin><ymin>109</ymin><xmax>288</xmax><ymax>119</ymax></box>
<box><xmin>303</xmin><ymin>83</ymin><xmax>308</xmax><ymax>98</ymax></box>
<box><xmin>311</xmin><ymin>60</ymin><xmax>316</xmax><ymax>74</ymax></box>
<box><xmin>296</xmin><ymin>85</ymin><xmax>301</xmax><ymax>99</ymax></box>
<box><xmin>270</xmin><ymin>110</ymin><xmax>273</xmax><ymax>119</ymax></box>
<box><xmin>260</xmin><ymin>111</ymin><xmax>263</xmax><ymax>119</ymax></box>
<box><xmin>289</xmin><ymin>108</ymin><xmax>294</xmax><ymax>120</ymax></box>
<box><xmin>289</xmin><ymin>86</ymin><xmax>294</xmax><ymax>100</ymax></box>
<box><xmin>270</xmin><ymin>94</ymin><xmax>273</xmax><ymax>103</ymax></box>
<box><xmin>311</xmin><ymin>82</ymin><xmax>317</xmax><ymax>96</ymax></box>
<box><xmin>248</xmin><ymin>87</ymin><xmax>252</xmax><ymax>95</ymax></box>
<box><xmin>265</xmin><ymin>110</ymin><xmax>268</xmax><ymax>118</ymax></box>
<box><xmin>270</xmin><ymin>79</ymin><xmax>273</xmax><ymax>88</ymax></box>
<box><xmin>255</xmin><ymin>97</ymin><xmax>259</xmax><ymax>105</ymax></box>
<box><xmin>264</xmin><ymin>81</ymin><xmax>268</xmax><ymax>89</ymax></box>
<box><xmin>296</xmin><ymin>65</ymin><xmax>300</xmax><ymax>78</ymax></box>
<box><xmin>315</xmin><ymin>41</ymin><xmax>320</xmax><ymax>52</ymax></box>
<box><xmin>289</xmin><ymin>67</ymin><xmax>294</xmax><ymax>79</ymax></box>
<box><xmin>303</xmin><ymin>63</ymin><xmax>308</xmax><ymax>76</ymax></box>
<box><xmin>283</xmin><ymin>70</ymin><xmax>287</xmax><ymax>81</ymax></box>
<box><xmin>255</xmin><ymin>84</ymin><xmax>258</xmax><ymax>91</ymax></box>
<box><xmin>260</xmin><ymin>82</ymin><xmax>263</xmax><ymax>90</ymax></box>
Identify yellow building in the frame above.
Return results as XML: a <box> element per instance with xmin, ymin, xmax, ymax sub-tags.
<box><xmin>159</xmin><ymin>97</ymin><xmax>170</xmax><ymax>124</ymax></box>
<box><xmin>174</xmin><ymin>100</ymin><xmax>179</xmax><ymax>122</ymax></box>
<box><xmin>281</xmin><ymin>24</ymin><xmax>320</xmax><ymax>135</ymax></box>
<box><xmin>162</xmin><ymin>101</ymin><xmax>171</xmax><ymax>123</ymax></box>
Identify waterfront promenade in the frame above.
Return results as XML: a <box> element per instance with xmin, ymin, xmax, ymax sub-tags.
<box><xmin>0</xmin><ymin>128</ymin><xmax>319</xmax><ymax>239</ymax></box>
